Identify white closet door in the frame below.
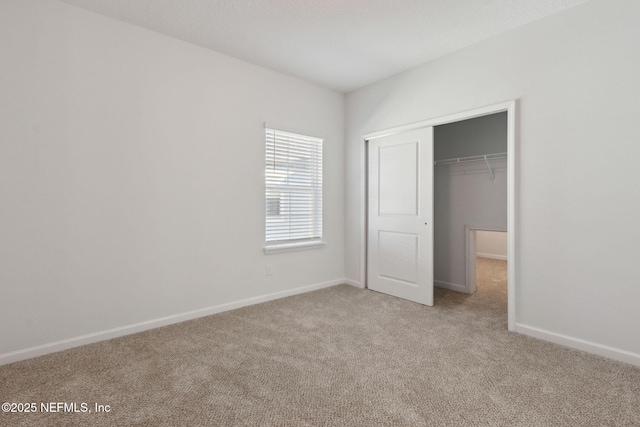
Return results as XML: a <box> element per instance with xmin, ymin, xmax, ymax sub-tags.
<box><xmin>367</xmin><ymin>127</ymin><xmax>434</xmax><ymax>306</ymax></box>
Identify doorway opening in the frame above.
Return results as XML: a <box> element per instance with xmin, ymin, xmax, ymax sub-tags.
<box><xmin>433</xmin><ymin>112</ymin><xmax>508</xmax><ymax>296</ymax></box>
<box><xmin>362</xmin><ymin>100</ymin><xmax>517</xmax><ymax>330</ymax></box>
<box><xmin>472</xmin><ymin>229</ymin><xmax>509</xmax><ymax>315</ymax></box>
<box><xmin>467</xmin><ymin>228</ymin><xmax>508</xmax><ymax>296</ymax></box>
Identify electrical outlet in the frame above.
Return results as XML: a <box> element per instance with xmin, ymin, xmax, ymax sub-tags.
<box><xmin>266</xmin><ymin>265</ymin><xmax>273</xmax><ymax>276</ymax></box>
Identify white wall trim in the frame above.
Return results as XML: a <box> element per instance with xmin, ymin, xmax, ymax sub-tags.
<box><xmin>435</xmin><ymin>280</ymin><xmax>469</xmax><ymax>294</ymax></box>
<box><xmin>344</xmin><ymin>279</ymin><xmax>364</xmax><ymax>288</ymax></box>
<box><xmin>0</xmin><ymin>279</ymin><xmax>345</xmax><ymax>366</ymax></box>
<box><xmin>515</xmin><ymin>323</ymin><xmax>640</xmax><ymax>367</ymax></box>
<box><xmin>264</xmin><ymin>240</ymin><xmax>326</xmax><ymax>254</ymax></box>
<box><xmin>477</xmin><ymin>253</ymin><xmax>508</xmax><ymax>261</ymax></box>
<box><xmin>506</xmin><ymin>101</ymin><xmax>517</xmax><ymax>332</ymax></box>
<box><xmin>263</xmin><ymin>122</ymin><xmax>324</xmax><ymax>140</ymax></box>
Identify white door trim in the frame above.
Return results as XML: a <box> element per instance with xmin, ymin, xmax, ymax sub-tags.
<box><xmin>362</xmin><ymin>100</ymin><xmax>517</xmax><ymax>331</ymax></box>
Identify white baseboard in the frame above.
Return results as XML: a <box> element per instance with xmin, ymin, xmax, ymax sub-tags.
<box><xmin>515</xmin><ymin>323</ymin><xmax>640</xmax><ymax>367</ymax></box>
<box><xmin>344</xmin><ymin>279</ymin><xmax>363</xmax><ymax>288</ymax></box>
<box><xmin>477</xmin><ymin>253</ymin><xmax>508</xmax><ymax>260</ymax></box>
<box><xmin>0</xmin><ymin>279</ymin><xmax>344</xmax><ymax>366</ymax></box>
<box><xmin>435</xmin><ymin>280</ymin><xmax>470</xmax><ymax>294</ymax></box>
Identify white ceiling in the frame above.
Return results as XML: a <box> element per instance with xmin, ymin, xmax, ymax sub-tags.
<box><xmin>58</xmin><ymin>0</ymin><xmax>592</xmax><ymax>93</ymax></box>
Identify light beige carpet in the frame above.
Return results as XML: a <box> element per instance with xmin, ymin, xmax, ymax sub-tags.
<box><xmin>1</xmin><ymin>258</ymin><xmax>639</xmax><ymax>426</ymax></box>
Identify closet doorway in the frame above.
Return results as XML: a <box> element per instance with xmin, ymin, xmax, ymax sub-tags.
<box><xmin>434</xmin><ymin>112</ymin><xmax>508</xmax><ymax>298</ymax></box>
<box><xmin>362</xmin><ymin>101</ymin><xmax>516</xmax><ymax>330</ymax></box>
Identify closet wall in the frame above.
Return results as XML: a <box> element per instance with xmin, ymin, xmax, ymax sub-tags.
<box><xmin>476</xmin><ymin>231</ymin><xmax>508</xmax><ymax>260</ymax></box>
<box><xmin>434</xmin><ymin>113</ymin><xmax>507</xmax><ymax>291</ymax></box>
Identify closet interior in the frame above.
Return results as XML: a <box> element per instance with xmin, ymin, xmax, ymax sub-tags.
<box><xmin>433</xmin><ymin>112</ymin><xmax>508</xmax><ymax>296</ymax></box>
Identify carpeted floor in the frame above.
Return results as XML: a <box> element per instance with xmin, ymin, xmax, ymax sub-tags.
<box><xmin>1</xmin><ymin>258</ymin><xmax>639</xmax><ymax>426</ymax></box>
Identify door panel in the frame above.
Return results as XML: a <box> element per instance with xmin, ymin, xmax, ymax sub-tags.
<box><xmin>379</xmin><ymin>142</ymin><xmax>418</xmax><ymax>215</ymax></box>
<box><xmin>368</xmin><ymin>127</ymin><xmax>433</xmax><ymax>306</ymax></box>
<box><xmin>378</xmin><ymin>231</ymin><xmax>419</xmax><ymax>285</ymax></box>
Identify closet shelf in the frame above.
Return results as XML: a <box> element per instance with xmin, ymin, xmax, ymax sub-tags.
<box><xmin>434</xmin><ymin>152</ymin><xmax>507</xmax><ymax>182</ymax></box>
<box><xmin>434</xmin><ymin>152</ymin><xmax>507</xmax><ymax>166</ymax></box>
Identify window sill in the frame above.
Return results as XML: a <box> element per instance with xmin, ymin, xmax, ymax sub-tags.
<box><xmin>264</xmin><ymin>241</ymin><xmax>326</xmax><ymax>254</ymax></box>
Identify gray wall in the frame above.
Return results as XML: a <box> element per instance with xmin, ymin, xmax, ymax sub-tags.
<box><xmin>434</xmin><ymin>113</ymin><xmax>507</xmax><ymax>160</ymax></box>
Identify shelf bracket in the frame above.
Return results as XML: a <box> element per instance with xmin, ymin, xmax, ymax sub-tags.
<box><xmin>484</xmin><ymin>156</ymin><xmax>495</xmax><ymax>182</ymax></box>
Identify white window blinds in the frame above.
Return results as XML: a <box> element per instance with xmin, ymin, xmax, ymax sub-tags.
<box><xmin>265</xmin><ymin>128</ymin><xmax>323</xmax><ymax>247</ymax></box>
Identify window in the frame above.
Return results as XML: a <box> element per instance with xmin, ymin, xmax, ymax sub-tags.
<box><xmin>265</xmin><ymin>127</ymin><xmax>323</xmax><ymax>250</ymax></box>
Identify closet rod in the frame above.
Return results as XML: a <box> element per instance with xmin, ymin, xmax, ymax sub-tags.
<box><xmin>434</xmin><ymin>152</ymin><xmax>507</xmax><ymax>166</ymax></box>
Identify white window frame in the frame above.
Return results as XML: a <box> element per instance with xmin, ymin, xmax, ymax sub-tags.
<box><xmin>264</xmin><ymin>126</ymin><xmax>324</xmax><ymax>253</ymax></box>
